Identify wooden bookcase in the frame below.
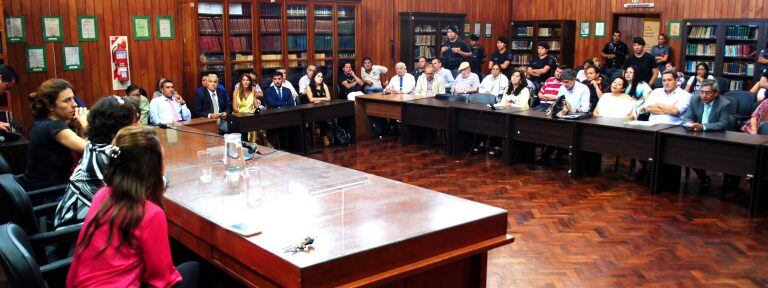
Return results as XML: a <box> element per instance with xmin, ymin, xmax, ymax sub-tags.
<box><xmin>183</xmin><ymin>0</ymin><xmax>361</xmax><ymax>99</ymax></box>
<box><xmin>682</xmin><ymin>19</ymin><xmax>768</xmax><ymax>91</ymax></box>
<box><xmin>509</xmin><ymin>20</ymin><xmax>575</xmax><ymax>70</ymax></box>
<box><xmin>0</xmin><ymin>0</ymin><xmax>6</xmax><ymax>65</ymax></box>
<box><xmin>399</xmin><ymin>12</ymin><xmax>465</xmax><ymax>71</ymax></box>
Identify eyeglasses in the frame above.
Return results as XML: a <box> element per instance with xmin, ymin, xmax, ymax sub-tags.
<box><xmin>700</xmin><ymin>90</ymin><xmax>715</xmax><ymax>95</ymax></box>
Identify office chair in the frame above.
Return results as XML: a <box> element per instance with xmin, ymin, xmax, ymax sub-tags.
<box><xmin>0</xmin><ymin>222</ymin><xmax>72</xmax><ymax>288</ymax></box>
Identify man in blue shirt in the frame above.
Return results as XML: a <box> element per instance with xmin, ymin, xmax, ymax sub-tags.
<box><xmin>265</xmin><ymin>72</ymin><xmax>295</xmax><ymax>109</ymax></box>
<box><xmin>148</xmin><ymin>79</ymin><xmax>192</xmax><ymax>125</ymax></box>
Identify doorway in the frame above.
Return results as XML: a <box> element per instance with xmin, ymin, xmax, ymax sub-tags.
<box><xmin>613</xmin><ymin>14</ymin><xmax>661</xmax><ymax>53</ymax></box>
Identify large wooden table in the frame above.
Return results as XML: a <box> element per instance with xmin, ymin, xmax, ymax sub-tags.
<box><xmin>159</xmin><ymin>127</ymin><xmax>514</xmax><ymax>287</ymax></box>
<box><xmin>355</xmin><ymin>93</ymin><xmax>427</xmax><ymax>140</ymax></box>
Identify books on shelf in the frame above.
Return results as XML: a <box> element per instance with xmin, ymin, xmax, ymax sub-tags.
<box><xmin>262</xmin><ymin>62</ymin><xmax>281</xmax><ymax>69</ymax></box>
<box><xmin>201</xmin><ymin>64</ymin><xmax>224</xmax><ymax>71</ymax></box>
<box><xmin>315</xmin><ymin>35</ymin><xmax>332</xmax><ymax>51</ymax></box>
<box><xmin>314</xmin><ymin>53</ymin><xmax>329</xmax><ymax>59</ymax></box>
<box><xmin>511</xmin><ymin>54</ymin><xmax>531</xmax><ymax>65</ymax></box>
<box><xmin>229</xmin><ymin>36</ymin><xmax>251</xmax><ymax>53</ymax></box>
<box><xmin>538</xmin><ymin>27</ymin><xmax>560</xmax><ymax>37</ymax></box>
<box><xmin>337</xmin><ymin>7</ymin><xmax>353</xmax><ymax>18</ymax></box>
<box><xmin>684</xmin><ymin>61</ymin><xmax>714</xmax><ymax>73</ymax></box>
<box><xmin>233</xmin><ymin>62</ymin><xmax>254</xmax><ymax>71</ymax></box>
<box><xmin>686</xmin><ymin>43</ymin><xmax>716</xmax><ymax>56</ymax></box>
<box><xmin>287</xmin><ymin>19</ymin><xmax>307</xmax><ymax>33</ymax></box>
<box><xmin>260</xmin><ymin>54</ymin><xmax>282</xmax><ymax>61</ymax></box>
<box><xmin>260</xmin><ymin>5</ymin><xmax>280</xmax><ymax>17</ymax></box>
<box><xmin>415</xmin><ymin>25</ymin><xmax>436</xmax><ymax>33</ymax></box>
<box><xmin>415</xmin><ymin>34</ymin><xmax>435</xmax><ymax>46</ymax></box>
<box><xmin>338</xmin><ymin>52</ymin><xmax>355</xmax><ymax>58</ymax></box>
<box><xmin>315</xmin><ymin>20</ymin><xmax>333</xmax><ymax>33</ymax></box>
<box><xmin>287</xmin><ymin>5</ymin><xmax>307</xmax><ymax>17</ymax></box>
<box><xmin>515</xmin><ymin>26</ymin><xmax>534</xmax><ymax>36</ymax></box>
<box><xmin>339</xmin><ymin>20</ymin><xmax>355</xmax><ymax>34</ymax></box>
<box><xmin>200</xmin><ymin>54</ymin><xmax>224</xmax><ymax>62</ymax></box>
<box><xmin>199</xmin><ymin>17</ymin><xmax>223</xmax><ymax>34</ymax></box>
<box><xmin>545</xmin><ymin>40</ymin><xmax>560</xmax><ymax>50</ymax></box>
<box><xmin>339</xmin><ymin>35</ymin><xmax>355</xmax><ymax>50</ymax></box>
<box><xmin>730</xmin><ymin>80</ymin><xmax>745</xmax><ymax>91</ymax></box>
<box><xmin>315</xmin><ymin>7</ymin><xmax>332</xmax><ymax>17</ymax></box>
<box><xmin>724</xmin><ymin>44</ymin><xmax>754</xmax><ymax>58</ymax></box>
<box><xmin>260</xmin><ymin>19</ymin><xmax>281</xmax><ymax>33</ymax></box>
<box><xmin>228</xmin><ymin>3</ymin><xmax>248</xmax><ymax>16</ymax></box>
<box><xmin>200</xmin><ymin>36</ymin><xmax>223</xmax><ymax>52</ymax></box>
<box><xmin>232</xmin><ymin>54</ymin><xmax>253</xmax><ymax>61</ymax></box>
<box><xmin>415</xmin><ymin>46</ymin><xmax>435</xmax><ymax>59</ymax></box>
<box><xmin>688</xmin><ymin>26</ymin><xmax>716</xmax><ymax>39</ymax></box>
<box><xmin>723</xmin><ymin>62</ymin><xmax>754</xmax><ymax>76</ymax></box>
<box><xmin>229</xmin><ymin>19</ymin><xmax>252</xmax><ymax>34</ymax></box>
<box><xmin>511</xmin><ymin>41</ymin><xmax>531</xmax><ymax>50</ymax></box>
<box><xmin>725</xmin><ymin>25</ymin><xmax>758</xmax><ymax>40</ymax></box>
<box><xmin>260</xmin><ymin>35</ymin><xmax>282</xmax><ymax>52</ymax></box>
<box><xmin>287</xmin><ymin>35</ymin><xmax>307</xmax><ymax>51</ymax></box>
<box><xmin>198</xmin><ymin>2</ymin><xmax>223</xmax><ymax>15</ymax></box>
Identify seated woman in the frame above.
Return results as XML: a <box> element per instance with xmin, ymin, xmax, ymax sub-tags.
<box><xmin>742</xmin><ymin>77</ymin><xmax>768</xmax><ymax>134</ymax></box>
<box><xmin>749</xmin><ymin>75</ymin><xmax>767</xmax><ymax>102</ymax></box>
<box><xmin>233</xmin><ymin>73</ymin><xmax>270</xmax><ymax>147</ymax></box>
<box><xmin>624</xmin><ymin>65</ymin><xmax>652</xmax><ymax>102</ymax></box>
<box><xmin>593</xmin><ymin>76</ymin><xmax>636</xmax><ymax>119</ymax></box>
<box><xmin>67</xmin><ymin>126</ymin><xmax>198</xmax><ymax>288</ymax></box>
<box><xmin>478</xmin><ymin>64</ymin><xmax>509</xmax><ymax>96</ymax></box>
<box><xmin>306</xmin><ymin>71</ymin><xmax>334</xmax><ymax>146</ymax></box>
<box><xmin>582</xmin><ymin>65</ymin><xmax>609</xmax><ymax>111</ymax></box>
<box><xmin>20</xmin><ymin>79</ymin><xmax>88</xmax><ymax>191</ymax></box>
<box><xmin>126</xmin><ymin>84</ymin><xmax>149</xmax><ymax>125</ymax></box>
<box><xmin>500</xmin><ymin>70</ymin><xmax>531</xmax><ymax>109</ymax></box>
<box><xmin>684</xmin><ymin>62</ymin><xmax>714</xmax><ymax>97</ymax></box>
<box><xmin>53</xmin><ymin>97</ymin><xmax>140</xmax><ymax>230</ymax></box>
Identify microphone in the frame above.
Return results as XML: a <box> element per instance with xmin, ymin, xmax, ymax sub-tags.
<box><xmin>157</xmin><ymin>123</ymin><xmax>260</xmax><ymax>155</ymax></box>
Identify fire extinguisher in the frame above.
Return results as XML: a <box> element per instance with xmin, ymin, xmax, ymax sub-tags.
<box><xmin>112</xmin><ymin>41</ymin><xmax>130</xmax><ymax>82</ymax></box>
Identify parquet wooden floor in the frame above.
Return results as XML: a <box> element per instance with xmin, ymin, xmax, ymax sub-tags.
<box><xmin>309</xmin><ymin>138</ymin><xmax>768</xmax><ymax>288</ymax></box>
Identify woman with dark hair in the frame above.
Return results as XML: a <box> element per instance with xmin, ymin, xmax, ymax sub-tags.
<box><xmin>623</xmin><ymin>65</ymin><xmax>652</xmax><ymax>101</ymax></box>
<box><xmin>501</xmin><ymin>70</ymin><xmax>530</xmax><ymax>109</ymax></box>
<box><xmin>685</xmin><ymin>62</ymin><xmax>714</xmax><ymax>97</ymax></box>
<box><xmin>126</xmin><ymin>84</ymin><xmax>149</xmax><ymax>125</ymax></box>
<box><xmin>53</xmin><ymin>96</ymin><xmax>140</xmax><ymax>230</ymax></box>
<box><xmin>594</xmin><ymin>76</ymin><xmax>636</xmax><ymax>119</ymax></box>
<box><xmin>68</xmin><ymin>126</ymin><xmax>199</xmax><ymax>288</ymax></box>
<box><xmin>21</xmin><ymin>79</ymin><xmax>88</xmax><ymax>190</ymax></box>
<box><xmin>306</xmin><ymin>71</ymin><xmax>333</xmax><ymax>146</ymax></box>
<box><xmin>233</xmin><ymin>73</ymin><xmax>270</xmax><ymax>146</ymax></box>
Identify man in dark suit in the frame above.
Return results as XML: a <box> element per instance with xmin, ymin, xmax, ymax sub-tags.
<box><xmin>193</xmin><ymin>74</ymin><xmax>231</xmax><ymax>119</ymax></box>
<box><xmin>683</xmin><ymin>78</ymin><xmax>735</xmax><ymax>190</ymax></box>
<box><xmin>265</xmin><ymin>72</ymin><xmax>295</xmax><ymax>109</ymax></box>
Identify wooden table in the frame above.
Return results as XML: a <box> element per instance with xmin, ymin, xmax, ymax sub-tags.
<box><xmin>159</xmin><ymin>128</ymin><xmax>514</xmax><ymax>288</ymax></box>
<box><xmin>227</xmin><ymin>106</ymin><xmax>307</xmax><ymax>155</ymax></box>
<box><xmin>354</xmin><ymin>93</ymin><xmax>426</xmax><ymax>141</ymax></box>
<box><xmin>301</xmin><ymin>100</ymin><xmax>356</xmax><ymax>152</ymax></box>
<box><xmin>0</xmin><ymin>136</ymin><xmax>28</xmax><ymax>174</ymax></box>
<box><xmin>400</xmin><ymin>98</ymin><xmax>454</xmax><ymax>151</ymax></box>
<box><xmin>655</xmin><ymin>127</ymin><xmax>768</xmax><ymax>216</ymax></box>
<box><xmin>180</xmin><ymin>117</ymin><xmax>219</xmax><ymax>135</ymax></box>
<box><xmin>450</xmin><ymin>103</ymin><xmax>527</xmax><ymax>165</ymax></box>
<box><xmin>508</xmin><ymin>110</ymin><xmax>576</xmax><ymax>174</ymax></box>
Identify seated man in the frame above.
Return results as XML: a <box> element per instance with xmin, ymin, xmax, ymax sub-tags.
<box><xmin>265</xmin><ymin>72</ymin><xmax>295</xmax><ymax>108</ymax></box>
<box><xmin>384</xmin><ymin>62</ymin><xmax>416</xmax><ymax>94</ymax></box>
<box><xmin>683</xmin><ymin>79</ymin><xmax>734</xmax><ymax>189</ymax></box>
<box><xmin>641</xmin><ymin>70</ymin><xmax>692</xmax><ymax>125</ymax></box>
<box><xmin>414</xmin><ymin>64</ymin><xmax>446</xmax><ymax>97</ymax></box>
<box><xmin>193</xmin><ymin>74</ymin><xmax>230</xmax><ymax>120</ymax></box>
<box><xmin>339</xmin><ymin>62</ymin><xmax>364</xmax><ymax>99</ymax></box>
<box><xmin>451</xmin><ymin>62</ymin><xmax>480</xmax><ymax>94</ymax></box>
<box><xmin>0</xmin><ymin>64</ymin><xmax>17</xmax><ymax>133</ymax></box>
<box><xmin>557</xmin><ymin>69</ymin><xmax>591</xmax><ymax>113</ymax></box>
<box><xmin>432</xmin><ymin>58</ymin><xmax>454</xmax><ymax>90</ymax></box>
<box><xmin>148</xmin><ymin>79</ymin><xmax>192</xmax><ymax>125</ymax></box>
<box><xmin>536</xmin><ymin>65</ymin><xmax>566</xmax><ymax>110</ymax></box>
<box><xmin>272</xmin><ymin>69</ymin><xmax>298</xmax><ymax>97</ymax></box>
<box><xmin>412</xmin><ymin>57</ymin><xmax>428</xmax><ymax>80</ymax></box>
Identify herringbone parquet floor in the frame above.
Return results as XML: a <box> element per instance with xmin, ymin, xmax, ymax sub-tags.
<box><xmin>309</xmin><ymin>138</ymin><xmax>768</xmax><ymax>288</ymax></box>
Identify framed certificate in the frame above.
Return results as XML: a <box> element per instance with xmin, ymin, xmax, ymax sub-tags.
<box><xmin>26</xmin><ymin>46</ymin><xmax>47</xmax><ymax>72</ymax></box>
<box><xmin>5</xmin><ymin>16</ymin><xmax>26</xmax><ymax>43</ymax></box>
<box><xmin>78</xmin><ymin>16</ymin><xmax>98</xmax><ymax>41</ymax></box>
<box><xmin>579</xmin><ymin>21</ymin><xmax>590</xmax><ymax>38</ymax></box>
<box><xmin>156</xmin><ymin>16</ymin><xmax>174</xmax><ymax>40</ymax></box>
<box><xmin>132</xmin><ymin>16</ymin><xmax>152</xmax><ymax>40</ymax></box>
<box><xmin>63</xmin><ymin>45</ymin><xmax>83</xmax><ymax>70</ymax></box>
<box><xmin>594</xmin><ymin>21</ymin><xmax>606</xmax><ymax>37</ymax></box>
<box><xmin>42</xmin><ymin>16</ymin><xmax>63</xmax><ymax>42</ymax></box>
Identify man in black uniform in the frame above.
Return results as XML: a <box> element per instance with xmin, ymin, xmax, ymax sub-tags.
<box><xmin>440</xmin><ymin>25</ymin><xmax>471</xmax><ymax>77</ymax></box>
<box><xmin>489</xmin><ymin>36</ymin><xmax>513</xmax><ymax>77</ymax></box>
<box><xmin>526</xmin><ymin>41</ymin><xmax>558</xmax><ymax>86</ymax></box>
<box><xmin>601</xmin><ymin>31</ymin><xmax>629</xmax><ymax>77</ymax></box>
<box><xmin>621</xmin><ymin>37</ymin><xmax>658</xmax><ymax>86</ymax></box>
<box><xmin>468</xmin><ymin>34</ymin><xmax>486</xmax><ymax>78</ymax></box>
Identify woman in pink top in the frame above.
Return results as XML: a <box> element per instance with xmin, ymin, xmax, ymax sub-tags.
<box><xmin>67</xmin><ymin>126</ymin><xmax>198</xmax><ymax>288</ymax></box>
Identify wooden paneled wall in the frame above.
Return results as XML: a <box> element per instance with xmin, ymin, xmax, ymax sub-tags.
<box><xmin>359</xmin><ymin>0</ymin><xmax>511</xmax><ymax>74</ymax></box>
<box><xmin>3</xmin><ymin>0</ymin><xmax>182</xmax><ymax>128</ymax></box>
<box><xmin>512</xmin><ymin>0</ymin><xmax>768</xmax><ymax>69</ymax></box>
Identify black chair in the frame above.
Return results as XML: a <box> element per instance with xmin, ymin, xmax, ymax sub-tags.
<box><xmin>716</xmin><ymin>77</ymin><xmax>731</xmax><ymax>94</ymax></box>
<box><xmin>0</xmin><ymin>152</ymin><xmax>12</xmax><ymax>174</ymax></box>
<box><xmin>758</xmin><ymin>122</ymin><xmax>768</xmax><ymax>135</ymax></box>
<box><xmin>0</xmin><ymin>223</ymin><xmax>72</xmax><ymax>288</ymax></box>
<box><xmin>724</xmin><ymin>90</ymin><xmax>756</xmax><ymax>130</ymax></box>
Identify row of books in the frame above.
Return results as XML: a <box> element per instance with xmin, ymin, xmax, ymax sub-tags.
<box><xmin>724</xmin><ymin>44</ymin><xmax>754</xmax><ymax>58</ymax></box>
<box><xmin>515</xmin><ymin>26</ymin><xmax>534</xmax><ymax>37</ymax></box>
<box><xmin>415</xmin><ymin>35</ymin><xmax>436</xmax><ymax>46</ymax></box>
<box><xmin>260</xmin><ymin>35</ymin><xmax>282</xmax><ymax>52</ymax></box>
<box><xmin>315</xmin><ymin>20</ymin><xmax>333</xmax><ymax>33</ymax></box>
<box><xmin>511</xmin><ymin>41</ymin><xmax>531</xmax><ymax>50</ymax></box>
<box><xmin>200</xmin><ymin>36</ymin><xmax>223</xmax><ymax>52</ymax></box>
<box><xmin>261</xmin><ymin>54</ymin><xmax>282</xmax><ymax>61</ymax></box>
<box><xmin>232</xmin><ymin>54</ymin><xmax>253</xmax><ymax>62</ymax></box>
<box><xmin>730</xmin><ymin>80</ymin><xmax>745</xmax><ymax>91</ymax></box>
<box><xmin>415</xmin><ymin>46</ymin><xmax>435</xmax><ymax>59</ymax></box>
<box><xmin>287</xmin><ymin>35</ymin><xmax>308</xmax><ymax>51</ymax></box>
<box><xmin>288</xmin><ymin>53</ymin><xmax>307</xmax><ymax>59</ymax></box>
<box><xmin>260</xmin><ymin>19</ymin><xmax>282</xmax><ymax>33</ymax></box>
<box><xmin>314</xmin><ymin>53</ymin><xmax>330</xmax><ymax>59</ymax></box>
<box><xmin>260</xmin><ymin>5</ymin><xmax>281</xmax><ymax>17</ymax></box>
<box><xmin>338</xmin><ymin>8</ymin><xmax>354</xmax><ymax>18</ymax></box>
<box><xmin>415</xmin><ymin>25</ymin><xmax>436</xmax><ymax>33</ymax></box>
<box><xmin>339</xmin><ymin>52</ymin><xmax>355</xmax><ymax>58</ymax></box>
<box><xmin>232</xmin><ymin>62</ymin><xmax>254</xmax><ymax>71</ymax></box>
<box><xmin>339</xmin><ymin>36</ymin><xmax>355</xmax><ymax>50</ymax></box>
<box><xmin>199</xmin><ymin>17</ymin><xmax>223</xmax><ymax>34</ymax></box>
<box><xmin>229</xmin><ymin>19</ymin><xmax>252</xmax><ymax>34</ymax></box>
<box><xmin>198</xmin><ymin>3</ymin><xmax>223</xmax><ymax>15</ymax></box>
<box><xmin>263</xmin><ymin>62</ymin><xmax>282</xmax><ymax>68</ymax></box>
<box><xmin>723</xmin><ymin>62</ymin><xmax>755</xmax><ymax>76</ymax></box>
<box><xmin>228</xmin><ymin>3</ymin><xmax>250</xmax><ymax>16</ymax></box>
<box><xmin>315</xmin><ymin>35</ymin><xmax>333</xmax><ymax>51</ymax></box>
<box><xmin>315</xmin><ymin>7</ymin><xmax>333</xmax><ymax>17</ymax></box>
<box><xmin>544</xmin><ymin>40</ymin><xmax>561</xmax><ymax>51</ymax></box>
<box><xmin>684</xmin><ymin>61</ymin><xmax>715</xmax><ymax>73</ymax></box>
<box><xmin>229</xmin><ymin>36</ymin><xmax>251</xmax><ymax>53</ymax></box>
<box><xmin>199</xmin><ymin>54</ymin><xmax>224</xmax><ymax>62</ymax></box>
<box><xmin>689</xmin><ymin>26</ymin><xmax>716</xmax><ymax>39</ymax></box>
<box><xmin>686</xmin><ymin>43</ymin><xmax>717</xmax><ymax>56</ymax></box>
<box><xmin>510</xmin><ymin>54</ymin><xmax>532</xmax><ymax>65</ymax></box>
<box><xmin>339</xmin><ymin>20</ymin><xmax>355</xmax><ymax>34</ymax></box>
<box><xmin>725</xmin><ymin>26</ymin><xmax>758</xmax><ymax>40</ymax></box>
<box><xmin>286</xmin><ymin>5</ymin><xmax>307</xmax><ymax>17</ymax></box>
<box><xmin>286</xmin><ymin>19</ymin><xmax>307</xmax><ymax>33</ymax></box>
<box><xmin>201</xmin><ymin>65</ymin><xmax>224</xmax><ymax>72</ymax></box>
<box><xmin>538</xmin><ymin>28</ymin><xmax>560</xmax><ymax>37</ymax></box>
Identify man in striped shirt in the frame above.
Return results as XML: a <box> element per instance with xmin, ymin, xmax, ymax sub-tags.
<box><xmin>534</xmin><ymin>65</ymin><xmax>567</xmax><ymax>111</ymax></box>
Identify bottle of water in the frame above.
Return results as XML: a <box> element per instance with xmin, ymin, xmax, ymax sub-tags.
<box><xmin>224</xmin><ymin>133</ymin><xmax>245</xmax><ymax>175</ymax></box>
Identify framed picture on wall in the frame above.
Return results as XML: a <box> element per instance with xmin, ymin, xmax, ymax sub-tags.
<box><xmin>594</xmin><ymin>21</ymin><xmax>605</xmax><ymax>37</ymax></box>
<box><xmin>668</xmin><ymin>19</ymin><xmax>682</xmax><ymax>39</ymax></box>
<box><xmin>5</xmin><ymin>16</ymin><xmax>26</xmax><ymax>43</ymax></box>
<box><xmin>41</xmin><ymin>16</ymin><xmax>63</xmax><ymax>42</ymax></box>
<box><xmin>464</xmin><ymin>23</ymin><xmax>471</xmax><ymax>37</ymax></box>
<box><xmin>485</xmin><ymin>23</ymin><xmax>492</xmax><ymax>38</ymax></box>
<box><xmin>78</xmin><ymin>16</ymin><xmax>98</xmax><ymax>42</ymax></box>
<box><xmin>25</xmin><ymin>46</ymin><xmax>47</xmax><ymax>72</ymax></box>
<box><xmin>579</xmin><ymin>21</ymin><xmax>590</xmax><ymax>38</ymax></box>
<box><xmin>132</xmin><ymin>16</ymin><xmax>152</xmax><ymax>40</ymax></box>
<box><xmin>63</xmin><ymin>45</ymin><xmax>83</xmax><ymax>71</ymax></box>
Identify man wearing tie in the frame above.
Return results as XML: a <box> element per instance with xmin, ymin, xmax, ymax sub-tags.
<box><xmin>384</xmin><ymin>62</ymin><xmax>416</xmax><ymax>94</ymax></box>
<box><xmin>193</xmin><ymin>74</ymin><xmax>230</xmax><ymax>119</ymax></box>
<box><xmin>683</xmin><ymin>78</ymin><xmax>735</xmax><ymax>190</ymax></box>
<box><xmin>148</xmin><ymin>79</ymin><xmax>192</xmax><ymax>125</ymax></box>
<box><xmin>265</xmin><ymin>72</ymin><xmax>296</xmax><ymax>108</ymax></box>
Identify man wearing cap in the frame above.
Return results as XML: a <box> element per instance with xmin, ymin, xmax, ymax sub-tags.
<box><xmin>468</xmin><ymin>34</ymin><xmax>486</xmax><ymax>78</ymax></box>
<box><xmin>440</xmin><ymin>25</ymin><xmax>472</xmax><ymax>77</ymax></box>
<box><xmin>526</xmin><ymin>41</ymin><xmax>558</xmax><ymax>86</ymax></box>
<box><xmin>452</xmin><ymin>62</ymin><xmax>480</xmax><ymax>94</ymax></box>
<box><xmin>621</xmin><ymin>37</ymin><xmax>658</xmax><ymax>86</ymax></box>
<box><xmin>489</xmin><ymin>36</ymin><xmax>513</xmax><ymax>77</ymax></box>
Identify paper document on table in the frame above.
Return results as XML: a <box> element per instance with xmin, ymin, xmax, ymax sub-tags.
<box><xmin>626</xmin><ymin>120</ymin><xmax>656</xmax><ymax>126</ymax></box>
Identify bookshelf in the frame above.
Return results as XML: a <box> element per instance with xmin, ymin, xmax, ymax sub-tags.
<box><xmin>682</xmin><ymin>19</ymin><xmax>768</xmax><ymax>91</ymax></box>
<box><xmin>185</xmin><ymin>0</ymin><xmax>360</xmax><ymax>97</ymax></box>
<box><xmin>509</xmin><ymin>20</ymin><xmax>575</xmax><ymax>70</ymax></box>
<box><xmin>399</xmin><ymin>12</ymin><xmax>465</xmax><ymax>71</ymax></box>
<box><xmin>0</xmin><ymin>0</ymin><xmax>8</xmax><ymax>112</ymax></box>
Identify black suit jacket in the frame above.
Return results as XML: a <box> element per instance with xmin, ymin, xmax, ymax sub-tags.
<box><xmin>265</xmin><ymin>85</ymin><xmax>296</xmax><ymax>109</ymax></box>
<box><xmin>193</xmin><ymin>87</ymin><xmax>231</xmax><ymax>118</ymax></box>
<box><xmin>683</xmin><ymin>96</ymin><xmax>734</xmax><ymax>131</ymax></box>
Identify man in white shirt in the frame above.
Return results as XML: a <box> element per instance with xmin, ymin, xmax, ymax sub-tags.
<box><xmin>384</xmin><ymin>62</ymin><xmax>416</xmax><ymax>94</ymax></box>
<box><xmin>275</xmin><ymin>68</ymin><xmax>298</xmax><ymax>97</ymax></box>
<box><xmin>642</xmin><ymin>70</ymin><xmax>691</xmax><ymax>124</ymax></box>
<box><xmin>361</xmin><ymin>57</ymin><xmax>388</xmax><ymax>93</ymax></box>
<box><xmin>479</xmin><ymin>64</ymin><xmax>509</xmax><ymax>95</ymax></box>
<box><xmin>298</xmin><ymin>65</ymin><xmax>317</xmax><ymax>95</ymax></box>
<box><xmin>148</xmin><ymin>79</ymin><xmax>192</xmax><ymax>125</ymax></box>
<box><xmin>414</xmin><ymin>64</ymin><xmax>446</xmax><ymax>97</ymax></box>
<box><xmin>556</xmin><ymin>69</ymin><xmax>591</xmax><ymax>113</ymax></box>
<box><xmin>432</xmin><ymin>58</ymin><xmax>454</xmax><ymax>89</ymax></box>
